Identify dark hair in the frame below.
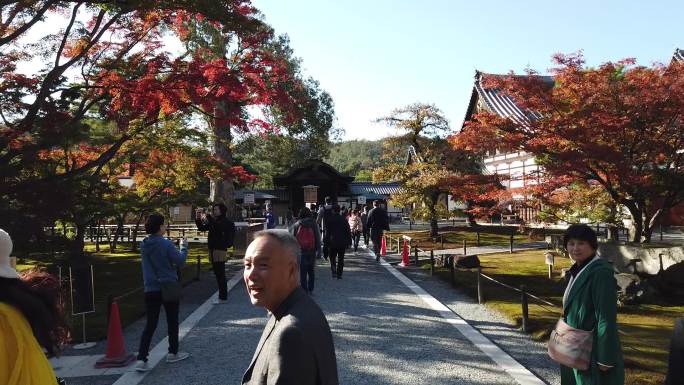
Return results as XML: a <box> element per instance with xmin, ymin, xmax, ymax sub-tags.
<box><xmin>298</xmin><ymin>207</ymin><xmax>311</xmax><ymax>219</ymax></box>
<box><xmin>373</xmin><ymin>200</ymin><xmax>380</xmax><ymax>207</ymax></box>
<box><xmin>563</xmin><ymin>224</ymin><xmax>598</xmax><ymax>250</ymax></box>
<box><xmin>332</xmin><ymin>204</ymin><xmax>341</xmax><ymax>213</ymax></box>
<box><xmin>213</xmin><ymin>203</ymin><xmax>227</xmax><ymax>217</ymax></box>
<box><xmin>145</xmin><ymin>213</ymin><xmax>165</xmax><ymax>234</ymax></box>
<box><xmin>0</xmin><ymin>270</ymin><xmax>70</xmax><ymax>356</ymax></box>
<box><xmin>324</xmin><ymin>196</ymin><xmax>332</xmax><ymax>204</ymax></box>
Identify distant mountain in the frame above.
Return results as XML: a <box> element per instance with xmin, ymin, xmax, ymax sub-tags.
<box><xmin>324</xmin><ymin>140</ymin><xmax>386</xmax><ymax>180</ymax></box>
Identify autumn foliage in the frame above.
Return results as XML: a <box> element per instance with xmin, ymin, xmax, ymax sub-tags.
<box><xmin>0</xmin><ymin>1</ymin><xmax>320</xmax><ymax>252</ymax></box>
<box><xmin>453</xmin><ymin>52</ymin><xmax>684</xmax><ymax>242</ymax></box>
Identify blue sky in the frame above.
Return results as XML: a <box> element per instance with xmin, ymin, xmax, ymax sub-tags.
<box><xmin>252</xmin><ymin>0</ymin><xmax>683</xmax><ymax>140</ymax></box>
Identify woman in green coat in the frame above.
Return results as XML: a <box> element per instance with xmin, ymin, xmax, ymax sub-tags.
<box><xmin>561</xmin><ymin>224</ymin><xmax>624</xmax><ymax>385</ymax></box>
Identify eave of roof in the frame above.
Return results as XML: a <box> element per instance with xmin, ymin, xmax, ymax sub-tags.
<box><xmin>673</xmin><ymin>48</ymin><xmax>683</xmax><ymax>63</ymax></box>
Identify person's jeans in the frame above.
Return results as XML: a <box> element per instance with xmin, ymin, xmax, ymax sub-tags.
<box><xmin>300</xmin><ymin>252</ymin><xmax>316</xmax><ymax>292</ymax></box>
<box><xmin>212</xmin><ymin>260</ymin><xmax>227</xmax><ymax>300</ymax></box>
<box><xmin>137</xmin><ymin>291</ymin><xmax>180</xmax><ymax>361</ymax></box>
<box><xmin>371</xmin><ymin>230</ymin><xmax>383</xmax><ymax>259</ymax></box>
<box><xmin>352</xmin><ymin>231</ymin><xmax>361</xmax><ymax>252</ymax></box>
<box><xmin>330</xmin><ymin>246</ymin><xmax>346</xmax><ymax>278</ymax></box>
<box><xmin>321</xmin><ymin>237</ymin><xmax>330</xmax><ymax>260</ymax></box>
<box><xmin>362</xmin><ymin>228</ymin><xmax>369</xmax><ymax>246</ymax></box>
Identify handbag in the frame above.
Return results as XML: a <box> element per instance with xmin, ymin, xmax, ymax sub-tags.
<box><xmin>146</xmin><ymin>247</ymin><xmax>182</xmax><ymax>302</ymax></box>
<box><xmin>548</xmin><ymin>318</ymin><xmax>593</xmax><ymax>370</ymax></box>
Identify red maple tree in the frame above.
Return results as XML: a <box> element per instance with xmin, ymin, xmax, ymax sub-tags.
<box><xmin>453</xmin><ymin>52</ymin><xmax>684</xmax><ymax>242</ymax></box>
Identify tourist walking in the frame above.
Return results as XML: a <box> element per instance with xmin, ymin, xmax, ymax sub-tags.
<box><xmin>367</xmin><ymin>200</ymin><xmax>390</xmax><ymax>261</ymax></box>
<box><xmin>242</xmin><ymin>230</ymin><xmax>338</xmax><ymax>385</ymax></box>
<box><xmin>348</xmin><ymin>209</ymin><xmax>362</xmax><ymax>252</ymax></box>
<box><xmin>0</xmin><ymin>229</ymin><xmax>68</xmax><ymax>385</ymax></box>
<box><xmin>553</xmin><ymin>224</ymin><xmax>623</xmax><ymax>385</ymax></box>
<box><xmin>135</xmin><ymin>214</ymin><xmax>190</xmax><ymax>371</ymax></box>
<box><xmin>360</xmin><ymin>205</ymin><xmax>370</xmax><ymax>246</ymax></box>
<box><xmin>291</xmin><ymin>207</ymin><xmax>322</xmax><ymax>294</ymax></box>
<box><xmin>324</xmin><ymin>205</ymin><xmax>352</xmax><ymax>279</ymax></box>
<box><xmin>316</xmin><ymin>196</ymin><xmax>335</xmax><ymax>260</ymax></box>
<box><xmin>264</xmin><ymin>205</ymin><xmax>276</xmax><ymax>229</ymax></box>
<box><xmin>195</xmin><ymin>203</ymin><xmax>236</xmax><ymax>304</ymax></box>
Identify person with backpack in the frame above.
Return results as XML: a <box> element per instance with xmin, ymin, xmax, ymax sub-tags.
<box><xmin>316</xmin><ymin>196</ymin><xmax>334</xmax><ymax>260</ymax></box>
<box><xmin>195</xmin><ymin>203</ymin><xmax>236</xmax><ymax>304</ymax></box>
<box><xmin>367</xmin><ymin>200</ymin><xmax>390</xmax><ymax>261</ymax></box>
<box><xmin>291</xmin><ymin>207</ymin><xmax>321</xmax><ymax>294</ymax></box>
<box><xmin>325</xmin><ymin>205</ymin><xmax>352</xmax><ymax>279</ymax></box>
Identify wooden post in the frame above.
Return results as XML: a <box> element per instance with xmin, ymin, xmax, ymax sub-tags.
<box><xmin>476</xmin><ymin>231</ymin><xmax>480</xmax><ymax>246</ymax></box>
<box><xmin>413</xmin><ymin>244</ymin><xmax>418</xmax><ymax>265</ymax></box>
<box><xmin>521</xmin><ymin>285</ymin><xmax>529</xmax><ymax>333</ymax></box>
<box><xmin>509</xmin><ymin>234</ymin><xmax>514</xmax><ymax>254</ymax></box>
<box><xmin>463</xmin><ymin>239</ymin><xmax>467</xmax><ymax>256</ymax></box>
<box><xmin>440</xmin><ymin>234</ymin><xmax>444</xmax><ymax>249</ymax></box>
<box><xmin>196</xmin><ymin>249</ymin><xmax>201</xmax><ymax>281</ymax></box>
<box><xmin>430</xmin><ymin>250</ymin><xmax>435</xmax><ymax>276</ymax></box>
<box><xmin>548</xmin><ymin>264</ymin><xmax>553</xmax><ymax>279</ymax></box>
<box><xmin>659</xmin><ymin>253</ymin><xmax>664</xmax><ymax>273</ymax></box>
<box><xmin>449</xmin><ymin>256</ymin><xmax>455</xmax><ymax>287</ymax></box>
<box><xmin>660</xmin><ymin>222</ymin><xmax>663</xmax><ymax>241</ymax></box>
<box><xmin>477</xmin><ymin>265</ymin><xmax>484</xmax><ymax>304</ymax></box>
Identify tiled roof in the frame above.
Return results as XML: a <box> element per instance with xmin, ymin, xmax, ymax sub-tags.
<box><xmin>674</xmin><ymin>48</ymin><xmax>683</xmax><ymax>63</ymax></box>
<box><xmin>471</xmin><ymin>71</ymin><xmax>552</xmax><ymax>126</ymax></box>
<box><xmin>349</xmin><ymin>182</ymin><xmax>402</xmax><ymax>196</ymax></box>
<box><xmin>234</xmin><ymin>189</ymin><xmax>288</xmax><ymax>201</ymax></box>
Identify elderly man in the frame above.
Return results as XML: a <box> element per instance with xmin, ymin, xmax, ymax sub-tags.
<box><xmin>242</xmin><ymin>230</ymin><xmax>338</xmax><ymax>385</ymax></box>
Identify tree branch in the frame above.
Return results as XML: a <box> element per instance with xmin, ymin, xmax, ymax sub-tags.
<box><xmin>0</xmin><ymin>0</ymin><xmax>56</xmax><ymax>47</ymax></box>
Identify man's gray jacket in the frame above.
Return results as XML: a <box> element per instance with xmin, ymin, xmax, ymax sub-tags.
<box><xmin>242</xmin><ymin>287</ymin><xmax>339</xmax><ymax>385</ymax></box>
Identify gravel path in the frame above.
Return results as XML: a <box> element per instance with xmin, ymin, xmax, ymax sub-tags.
<box><xmin>134</xmin><ymin>246</ymin><xmax>520</xmax><ymax>385</ymax></box>
<box><xmin>63</xmin><ymin>244</ymin><xmax>559</xmax><ymax>385</ymax></box>
<box><xmin>399</xmin><ymin>261</ymin><xmax>561</xmax><ymax>385</ymax></box>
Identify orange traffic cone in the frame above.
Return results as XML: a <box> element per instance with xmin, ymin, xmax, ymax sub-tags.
<box><xmin>95</xmin><ymin>301</ymin><xmax>135</xmax><ymax>368</ymax></box>
<box><xmin>399</xmin><ymin>240</ymin><xmax>410</xmax><ymax>267</ymax></box>
<box><xmin>380</xmin><ymin>236</ymin><xmax>387</xmax><ymax>256</ymax></box>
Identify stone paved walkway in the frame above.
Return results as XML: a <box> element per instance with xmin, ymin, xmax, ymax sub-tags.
<box><xmin>56</xmin><ymin>243</ymin><xmax>558</xmax><ymax>385</ymax></box>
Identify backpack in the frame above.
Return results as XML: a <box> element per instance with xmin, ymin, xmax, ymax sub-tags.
<box><xmin>327</xmin><ymin>215</ymin><xmax>351</xmax><ymax>248</ymax></box>
<box><xmin>296</xmin><ymin>224</ymin><xmax>316</xmax><ymax>252</ymax></box>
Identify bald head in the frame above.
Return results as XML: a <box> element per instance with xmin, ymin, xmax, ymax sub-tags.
<box><xmin>243</xmin><ymin>230</ymin><xmax>301</xmax><ymax>312</ymax></box>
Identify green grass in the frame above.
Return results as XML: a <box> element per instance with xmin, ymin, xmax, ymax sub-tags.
<box><xmin>385</xmin><ymin>229</ymin><xmax>529</xmax><ymax>250</ymax></box>
<box><xmin>422</xmin><ymin>249</ymin><xmax>675</xmax><ymax>385</ymax></box>
<box><xmin>15</xmin><ymin>243</ymin><xmax>221</xmax><ymax>341</ymax></box>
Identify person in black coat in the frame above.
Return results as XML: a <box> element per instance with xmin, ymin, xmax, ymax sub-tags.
<box><xmin>366</xmin><ymin>200</ymin><xmax>390</xmax><ymax>261</ymax></box>
<box><xmin>324</xmin><ymin>205</ymin><xmax>352</xmax><ymax>279</ymax></box>
<box><xmin>195</xmin><ymin>203</ymin><xmax>235</xmax><ymax>304</ymax></box>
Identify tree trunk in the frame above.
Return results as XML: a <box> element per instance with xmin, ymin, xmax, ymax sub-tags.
<box><xmin>69</xmin><ymin>222</ymin><xmax>88</xmax><ymax>265</ymax></box>
<box><xmin>209</xmin><ymin>101</ymin><xmax>236</xmax><ymax>219</ymax></box>
<box><xmin>130</xmin><ymin>212</ymin><xmax>145</xmax><ymax>252</ymax></box>
<box><xmin>111</xmin><ymin>215</ymin><xmax>124</xmax><ymax>251</ymax></box>
<box><xmin>623</xmin><ymin>201</ymin><xmax>644</xmax><ymax>243</ymax></box>
<box><xmin>94</xmin><ymin>219</ymin><xmax>101</xmax><ymax>252</ymax></box>
<box><xmin>428</xmin><ymin>194</ymin><xmax>439</xmax><ymax>238</ymax></box>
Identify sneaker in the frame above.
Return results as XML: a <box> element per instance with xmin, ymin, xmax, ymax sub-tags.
<box><xmin>166</xmin><ymin>352</ymin><xmax>190</xmax><ymax>363</ymax></box>
<box><xmin>134</xmin><ymin>360</ymin><xmax>151</xmax><ymax>372</ymax></box>
<box><xmin>212</xmin><ymin>298</ymin><xmax>228</xmax><ymax>305</ymax></box>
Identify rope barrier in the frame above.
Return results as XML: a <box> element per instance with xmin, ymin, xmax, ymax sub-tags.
<box><xmin>113</xmin><ymin>286</ymin><xmax>144</xmax><ymax>301</ymax></box>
